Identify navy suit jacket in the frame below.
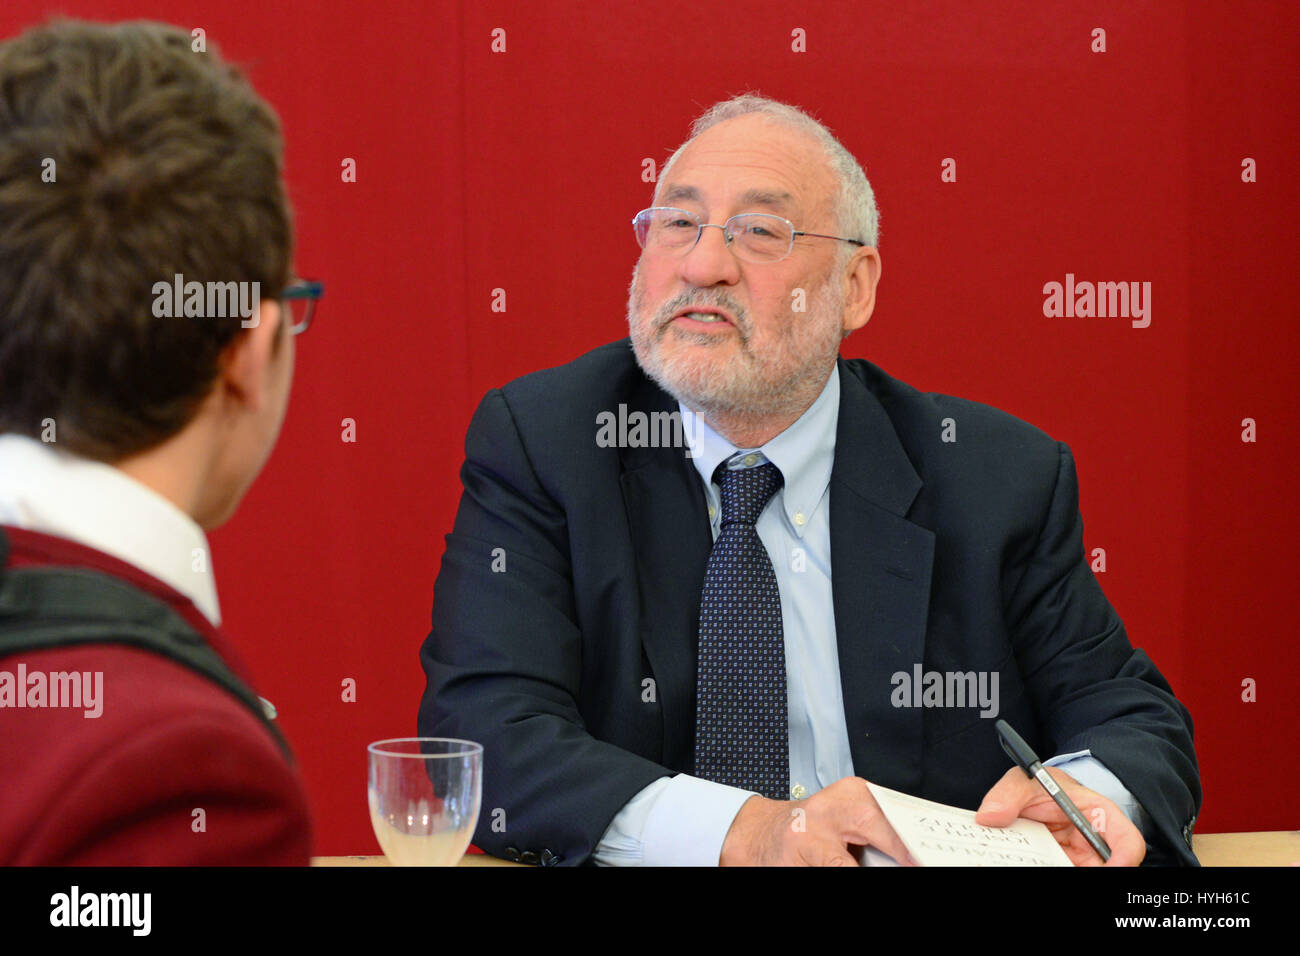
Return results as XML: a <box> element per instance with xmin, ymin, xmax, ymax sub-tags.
<box><xmin>418</xmin><ymin>339</ymin><xmax>1200</xmax><ymax>866</ymax></box>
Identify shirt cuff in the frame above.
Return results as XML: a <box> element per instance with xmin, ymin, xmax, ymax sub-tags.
<box><xmin>1045</xmin><ymin>750</ymin><xmax>1151</xmax><ymax>837</ymax></box>
<box><xmin>592</xmin><ymin>774</ymin><xmax>757</xmax><ymax>866</ymax></box>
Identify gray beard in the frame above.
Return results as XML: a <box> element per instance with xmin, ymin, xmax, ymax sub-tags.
<box><xmin>626</xmin><ymin>266</ymin><xmax>844</xmax><ymax>427</ymax></box>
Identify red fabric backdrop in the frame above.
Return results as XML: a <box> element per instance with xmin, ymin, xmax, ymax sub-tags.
<box><xmin>2</xmin><ymin>0</ymin><xmax>1295</xmax><ymax>854</ymax></box>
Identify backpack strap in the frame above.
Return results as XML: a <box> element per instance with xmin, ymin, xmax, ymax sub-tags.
<box><xmin>0</xmin><ymin>527</ymin><xmax>292</xmax><ymax>760</ymax></box>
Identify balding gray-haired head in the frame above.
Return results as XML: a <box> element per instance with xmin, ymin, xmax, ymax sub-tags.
<box><xmin>657</xmin><ymin>94</ymin><xmax>880</xmax><ymax>257</ymax></box>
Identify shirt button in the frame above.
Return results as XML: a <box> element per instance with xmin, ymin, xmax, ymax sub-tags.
<box><xmin>790</xmin><ymin>783</ymin><xmax>807</xmax><ymax>799</ymax></box>
<box><xmin>707</xmin><ymin>505</ymin><xmax>716</xmax><ymax>519</ymax></box>
<box><xmin>793</xmin><ymin>511</ymin><xmax>806</xmax><ymax>526</ymax></box>
<box><xmin>742</xmin><ymin>454</ymin><xmax>758</xmax><ymax>467</ymax></box>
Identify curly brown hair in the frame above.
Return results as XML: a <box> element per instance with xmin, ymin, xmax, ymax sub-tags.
<box><xmin>0</xmin><ymin>19</ymin><xmax>293</xmax><ymax>461</ymax></box>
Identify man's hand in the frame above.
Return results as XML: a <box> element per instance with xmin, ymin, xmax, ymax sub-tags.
<box><xmin>976</xmin><ymin>767</ymin><xmax>1146</xmax><ymax>866</ymax></box>
<box><xmin>718</xmin><ymin>777</ymin><xmax>917</xmax><ymax>866</ymax></box>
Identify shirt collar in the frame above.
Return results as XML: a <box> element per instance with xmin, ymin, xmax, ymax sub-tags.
<box><xmin>0</xmin><ymin>433</ymin><xmax>222</xmax><ymax>627</ymax></box>
<box><xmin>679</xmin><ymin>365</ymin><xmax>840</xmax><ymax>537</ymax></box>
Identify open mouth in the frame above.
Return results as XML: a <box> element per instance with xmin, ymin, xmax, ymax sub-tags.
<box><xmin>671</xmin><ymin>308</ymin><xmax>735</xmax><ymax>328</ymax></box>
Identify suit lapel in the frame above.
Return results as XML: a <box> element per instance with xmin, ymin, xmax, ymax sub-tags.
<box><xmin>830</xmin><ymin>361</ymin><xmax>935</xmax><ymax>795</ymax></box>
<box><xmin>618</xmin><ymin>378</ymin><xmax>711</xmax><ymax>772</ymax></box>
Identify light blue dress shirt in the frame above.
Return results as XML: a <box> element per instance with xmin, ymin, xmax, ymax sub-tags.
<box><xmin>592</xmin><ymin>369</ymin><xmax>1148</xmax><ymax>865</ymax></box>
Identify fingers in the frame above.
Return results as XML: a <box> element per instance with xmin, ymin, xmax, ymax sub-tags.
<box><xmin>1100</xmin><ymin>820</ymin><xmax>1147</xmax><ymax>866</ymax></box>
<box><xmin>1008</xmin><ymin>772</ymin><xmax>1147</xmax><ymax>867</ymax></box>
<box><xmin>797</xmin><ymin>840</ymin><xmax>861</xmax><ymax>867</ymax></box>
<box><xmin>1054</xmin><ymin>823</ymin><xmax>1143</xmax><ymax>867</ymax></box>
<box><xmin>824</xmin><ymin>778</ymin><xmax>914</xmax><ymax>865</ymax></box>
<box><xmin>974</xmin><ymin>766</ymin><xmax>1037</xmax><ymax>826</ymax></box>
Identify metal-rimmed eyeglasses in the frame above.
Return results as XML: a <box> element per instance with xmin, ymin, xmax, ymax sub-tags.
<box><xmin>631</xmin><ymin>206</ymin><xmax>864</xmax><ymax>264</ymax></box>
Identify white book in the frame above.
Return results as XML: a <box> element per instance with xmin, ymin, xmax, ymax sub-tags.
<box><xmin>862</xmin><ymin>781</ymin><xmax>1074</xmax><ymax>867</ymax></box>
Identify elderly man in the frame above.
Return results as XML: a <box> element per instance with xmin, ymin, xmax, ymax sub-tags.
<box><xmin>418</xmin><ymin>94</ymin><xmax>1199</xmax><ymax>867</ymax></box>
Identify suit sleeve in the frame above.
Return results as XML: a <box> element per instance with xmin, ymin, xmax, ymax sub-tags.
<box><xmin>1003</xmin><ymin>441</ymin><xmax>1202</xmax><ymax>865</ymax></box>
<box><xmin>418</xmin><ymin>388</ymin><xmax>672</xmax><ymax>866</ymax></box>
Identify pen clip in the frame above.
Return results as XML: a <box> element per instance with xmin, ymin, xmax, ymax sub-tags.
<box><xmin>997</xmin><ymin>729</ymin><xmax>1021</xmax><ymax>768</ymax></box>
<box><xmin>994</xmin><ymin>718</ymin><xmax>1039</xmax><ymax>775</ymax></box>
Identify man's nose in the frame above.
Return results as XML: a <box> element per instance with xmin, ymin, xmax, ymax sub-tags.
<box><xmin>677</xmin><ymin>222</ymin><xmax>741</xmax><ymax>287</ymax></box>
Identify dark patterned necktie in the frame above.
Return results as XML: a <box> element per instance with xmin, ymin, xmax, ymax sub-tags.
<box><xmin>693</xmin><ymin>458</ymin><xmax>789</xmax><ymax>799</ymax></box>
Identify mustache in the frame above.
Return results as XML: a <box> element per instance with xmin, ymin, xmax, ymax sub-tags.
<box><xmin>651</xmin><ymin>290</ymin><xmax>749</xmax><ymax>338</ymax></box>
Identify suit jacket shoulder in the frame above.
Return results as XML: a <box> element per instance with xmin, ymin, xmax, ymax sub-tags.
<box><xmin>0</xmin><ymin>528</ymin><xmax>312</xmax><ymax>865</ymax></box>
<box><xmin>840</xmin><ymin>356</ymin><xmax>1063</xmax><ymax>505</ymax></box>
<box><xmin>0</xmin><ymin>644</ymin><xmax>313</xmax><ymax>865</ymax></box>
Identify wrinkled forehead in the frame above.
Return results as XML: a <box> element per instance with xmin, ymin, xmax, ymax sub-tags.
<box><xmin>654</xmin><ymin>116</ymin><xmax>836</xmax><ymax>224</ymax></box>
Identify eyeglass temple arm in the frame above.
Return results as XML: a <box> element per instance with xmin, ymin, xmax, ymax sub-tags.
<box><xmin>793</xmin><ymin>231</ymin><xmax>865</xmax><ymax>246</ymax></box>
<box><xmin>282</xmin><ymin>280</ymin><xmax>324</xmax><ymax>300</ymax></box>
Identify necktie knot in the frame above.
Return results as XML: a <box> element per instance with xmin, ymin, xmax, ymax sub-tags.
<box><xmin>714</xmin><ymin>459</ymin><xmax>783</xmax><ymax>527</ymax></box>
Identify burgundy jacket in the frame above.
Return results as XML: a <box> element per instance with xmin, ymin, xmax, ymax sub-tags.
<box><xmin>0</xmin><ymin>526</ymin><xmax>312</xmax><ymax>864</ymax></box>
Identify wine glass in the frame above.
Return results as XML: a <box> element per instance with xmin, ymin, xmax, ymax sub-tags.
<box><xmin>367</xmin><ymin>737</ymin><xmax>483</xmax><ymax>866</ymax></box>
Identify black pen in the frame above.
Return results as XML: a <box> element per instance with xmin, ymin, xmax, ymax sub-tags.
<box><xmin>994</xmin><ymin>719</ymin><xmax>1112</xmax><ymax>863</ymax></box>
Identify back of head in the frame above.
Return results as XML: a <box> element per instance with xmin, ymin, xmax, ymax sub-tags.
<box><xmin>0</xmin><ymin>19</ymin><xmax>293</xmax><ymax>462</ymax></box>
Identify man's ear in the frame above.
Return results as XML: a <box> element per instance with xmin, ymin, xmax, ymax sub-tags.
<box><xmin>841</xmin><ymin>246</ymin><xmax>882</xmax><ymax>336</ymax></box>
<box><xmin>218</xmin><ymin>299</ymin><xmax>283</xmax><ymax>412</ymax></box>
